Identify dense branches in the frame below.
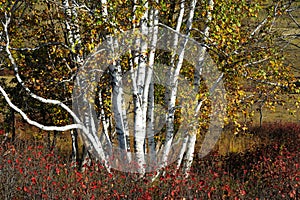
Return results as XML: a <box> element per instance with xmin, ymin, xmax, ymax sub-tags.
<box><xmin>0</xmin><ymin>0</ymin><xmax>297</xmax><ymax>177</ymax></box>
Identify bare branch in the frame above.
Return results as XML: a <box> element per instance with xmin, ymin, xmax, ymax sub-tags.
<box><xmin>0</xmin><ymin>85</ymin><xmax>83</xmax><ymax>131</ymax></box>
<box><xmin>287</xmin><ymin>11</ymin><xmax>300</xmax><ymax>29</ymax></box>
<box><xmin>243</xmin><ymin>57</ymin><xmax>270</xmax><ymax>67</ymax></box>
<box><xmin>250</xmin><ymin>17</ymin><xmax>268</xmax><ymax>37</ymax></box>
<box><xmin>279</xmin><ymin>37</ymin><xmax>300</xmax><ymax>49</ymax></box>
<box><xmin>246</xmin><ymin>76</ymin><xmax>287</xmax><ymax>89</ymax></box>
<box><xmin>250</xmin><ymin>1</ymin><xmax>284</xmax><ymax>37</ymax></box>
<box><xmin>2</xmin><ymin>12</ymin><xmax>82</xmax><ymax>127</ymax></box>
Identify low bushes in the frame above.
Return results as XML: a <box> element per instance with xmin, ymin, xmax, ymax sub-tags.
<box><xmin>0</xmin><ymin>122</ymin><xmax>299</xmax><ymax>199</ymax></box>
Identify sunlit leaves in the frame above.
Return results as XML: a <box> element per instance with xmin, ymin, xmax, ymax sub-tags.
<box><xmin>0</xmin><ymin>0</ymin><xmax>296</xmax><ymax>138</ymax></box>
<box><xmin>190</xmin><ymin>0</ymin><xmax>295</xmax><ymax>133</ymax></box>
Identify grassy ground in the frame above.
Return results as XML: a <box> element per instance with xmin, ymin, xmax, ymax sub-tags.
<box><xmin>252</xmin><ymin>94</ymin><xmax>300</xmax><ymax>123</ymax></box>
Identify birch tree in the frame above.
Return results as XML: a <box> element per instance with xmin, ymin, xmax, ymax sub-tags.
<box><xmin>0</xmin><ymin>0</ymin><xmax>295</xmax><ymax>178</ymax></box>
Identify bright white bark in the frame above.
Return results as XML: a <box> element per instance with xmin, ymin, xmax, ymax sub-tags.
<box><xmin>62</xmin><ymin>0</ymin><xmax>83</xmax><ymax>65</ymax></box>
<box><xmin>98</xmin><ymin>88</ymin><xmax>112</xmax><ymax>153</ymax></box>
<box><xmin>169</xmin><ymin>0</ymin><xmax>185</xmax><ymax>67</ymax></box>
<box><xmin>73</xmin><ymin>75</ymin><xmax>111</xmax><ymax>171</ymax></box>
<box><xmin>160</xmin><ymin>0</ymin><xmax>197</xmax><ymax>170</ymax></box>
<box><xmin>2</xmin><ymin>12</ymin><xmax>82</xmax><ymax>129</ymax></box>
<box><xmin>147</xmin><ymin>82</ymin><xmax>155</xmax><ymax>160</ymax></box>
<box><xmin>100</xmin><ymin>0</ymin><xmax>131</xmax><ymax>164</ymax></box>
<box><xmin>183</xmin><ymin>0</ymin><xmax>215</xmax><ymax>175</ymax></box>
<box><xmin>133</xmin><ymin>0</ymin><xmax>150</xmax><ymax>175</ymax></box>
<box><xmin>2</xmin><ymin>4</ymin><xmax>111</xmax><ymax>172</ymax></box>
<box><xmin>1</xmin><ymin>0</ymin><xmax>226</xmax><ymax>178</ymax></box>
<box><xmin>110</xmin><ymin>59</ymin><xmax>130</xmax><ymax>159</ymax></box>
<box><xmin>0</xmin><ymin>85</ymin><xmax>82</xmax><ymax>131</ymax></box>
<box><xmin>194</xmin><ymin>0</ymin><xmax>214</xmax><ymax>87</ymax></box>
<box><xmin>62</xmin><ymin>0</ymin><xmax>92</xmax><ymax>170</ymax></box>
<box><xmin>146</xmin><ymin>2</ymin><xmax>159</xmax><ymax>168</ymax></box>
<box><xmin>158</xmin><ymin>0</ymin><xmax>186</xmax><ymax>172</ymax></box>
<box><xmin>183</xmin><ymin>133</ymin><xmax>197</xmax><ymax>176</ymax></box>
<box><xmin>2</xmin><ymin>14</ymin><xmax>110</xmax><ymax>171</ymax></box>
<box><xmin>174</xmin><ymin>132</ymin><xmax>188</xmax><ymax>171</ymax></box>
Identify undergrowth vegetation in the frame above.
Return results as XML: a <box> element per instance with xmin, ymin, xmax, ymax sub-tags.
<box><xmin>0</xmin><ymin>122</ymin><xmax>299</xmax><ymax>199</ymax></box>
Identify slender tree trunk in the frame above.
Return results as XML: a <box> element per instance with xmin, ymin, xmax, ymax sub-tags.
<box><xmin>183</xmin><ymin>132</ymin><xmax>197</xmax><ymax>176</ymax></box>
<box><xmin>145</xmin><ymin>1</ymin><xmax>159</xmax><ymax>170</ymax></box>
<box><xmin>98</xmin><ymin>88</ymin><xmax>112</xmax><ymax>154</ymax></box>
<box><xmin>160</xmin><ymin>0</ymin><xmax>197</xmax><ymax>170</ymax></box>
<box><xmin>183</xmin><ymin>0</ymin><xmax>215</xmax><ymax>176</ymax></box>
<box><xmin>11</xmin><ymin>108</ymin><xmax>15</xmax><ymax>142</ymax></box>
<box><xmin>100</xmin><ymin>0</ymin><xmax>131</xmax><ymax>166</ymax></box>
<box><xmin>62</xmin><ymin>0</ymin><xmax>83</xmax><ymax>66</ymax></box>
<box><xmin>133</xmin><ymin>1</ymin><xmax>152</xmax><ymax>175</ymax></box>
<box><xmin>110</xmin><ymin>61</ymin><xmax>131</xmax><ymax>162</ymax></box>
<box><xmin>194</xmin><ymin>0</ymin><xmax>214</xmax><ymax>88</ymax></box>
<box><xmin>147</xmin><ymin>82</ymin><xmax>156</xmax><ymax>163</ymax></box>
<box><xmin>175</xmin><ymin>132</ymin><xmax>188</xmax><ymax>171</ymax></box>
<box><xmin>108</xmin><ymin>40</ymin><xmax>131</xmax><ymax>165</ymax></box>
<box><xmin>159</xmin><ymin>0</ymin><xmax>186</xmax><ymax>172</ymax></box>
<box><xmin>70</xmin><ymin>129</ymin><xmax>79</xmax><ymax>166</ymax></box>
<box><xmin>62</xmin><ymin>0</ymin><xmax>84</xmax><ymax>168</ymax></box>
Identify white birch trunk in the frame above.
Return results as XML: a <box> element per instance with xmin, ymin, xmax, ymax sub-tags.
<box><xmin>74</xmin><ymin>71</ymin><xmax>111</xmax><ymax>171</ymax></box>
<box><xmin>159</xmin><ymin>0</ymin><xmax>185</xmax><ymax>172</ymax></box>
<box><xmin>62</xmin><ymin>0</ymin><xmax>83</xmax><ymax>65</ymax></box>
<box><xmin>174</xmin><ymin>132</ymin><xmax>188</xmax><ymax>171</ymax></box>
<box><xmin>133</xmin><ymin>0</ymin><xmax>149</xmax><ymax>175</ymax></box>
<box><xmin>62</xmin><ymin>0</ymin><xmax>92</xmax><ymax>171</ymax></box>
<box><xmin>183</xmin><ymin>133</ymin><xmax>197</xmax><ymax>176</ymax></box>
<box><xmin>98</xmin><ymin>88</ymin><xmax>112</xmax><ymax>154</ymax></box>
<box><xmin>147</xmin><ymin>82</ymin><xmax>155</xmax><ymax>160</ymax></box>
<box><xmin>183</xmin><ymin>0</ymin><xmax>214</xmax><ymax>175</ymax></box>
<box><xmin>2</xmin><ymin>12</ymin><xmax>83</xmax><ymax>131</ymax></box>
<box><xmin>62</xmin><ymin>0</ymin><xmax>114</xmax><ymax>171</ymax></box>
<box><xmin>146</xmin><ymin>2</ymin><xmax>159</xmax><ymax>168</ymax></box>
<box><xmin>169</xmin><ymin>0</ymin><xmax>185</xmax><ymax>67</ymax></box>
<box><xmin>66</xmin><ymin>0</ymin><xmax>97</xmax><ymax>171</ymax></box>
<box><xmin>194</xmin><ymin>0</ymin><xmax>214</xmax><ymax>87</ymax></box>
<box><xmin>101</xmin><ymin>0</ymin><xmax>131</xmax><ymax>164</ymax></box>
<box><xmin>108</xmin><ymin>38</ymin><xmax>131</xmax><ymax>164</ymax></box>
<box><xmin>160</xmin><ymin>0</ymin><xmax>197</xmax><ymax>170</ymax></box>
<box><xmin>2</xmin><ymin>11</ymin><xmax>110</xmax><ymax>171</ymax></box>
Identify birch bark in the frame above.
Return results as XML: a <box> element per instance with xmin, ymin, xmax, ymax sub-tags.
<box><xmin>146</xmin><ymin>1</ymin><xmax>159</xmax><ymax>168</ymax></box>
<box><xmin>158</xmin><ymin>0</ymin><xmax>185</xmax><ymax>172</ymax></box>
<box><xmin>132</xmin><ymin>0</ymin><xmax>149</xmax><ymax>175</ymax></box>
<box><xmin>2</xmin><ymin>9</ymin><xmax>110</xmax><ymax>171</ymax></box>
<box><xmin>160</xmin><ymin>0</ymin><xmax>197</xmax><ymax>170</ymax></box>
<box><xmin>183</xmin><ymin>0</ymin><xmax>214</xmax><ymax>175</ymax></box>
<box><xmin>101</xmin><ymin>0</ymin><xmax>131</xmax><ymax>164</ymax></box>
<box><xmin>62</xmin><ymin>0</ymin><xmax>84</xmax><ymax>167</ymax></box>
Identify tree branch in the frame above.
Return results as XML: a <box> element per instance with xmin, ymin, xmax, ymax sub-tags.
<box><xmin>287</xmin><ymin>11</ymin><xmax>300</xmax><ymax>29</ymax></box>
<box><xmin>2</xmin><ymin>12</ymin><xmax>83</xmax><ymax>128</ymax></box>
<box><xmin>243</xmin><ymin>57</ymin><xmax>270</xmax><ymax>67</ymax></box>
<box><xmin>0</xmin><ymin>85</ymin><xmax>83</xmax><ymax>131</ymax></box>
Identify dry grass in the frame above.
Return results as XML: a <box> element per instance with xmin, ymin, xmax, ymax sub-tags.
<box><xmin>0</xmin><ymin>76</ymin><xmax>15</xmax><ymax>86</ymax></box>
